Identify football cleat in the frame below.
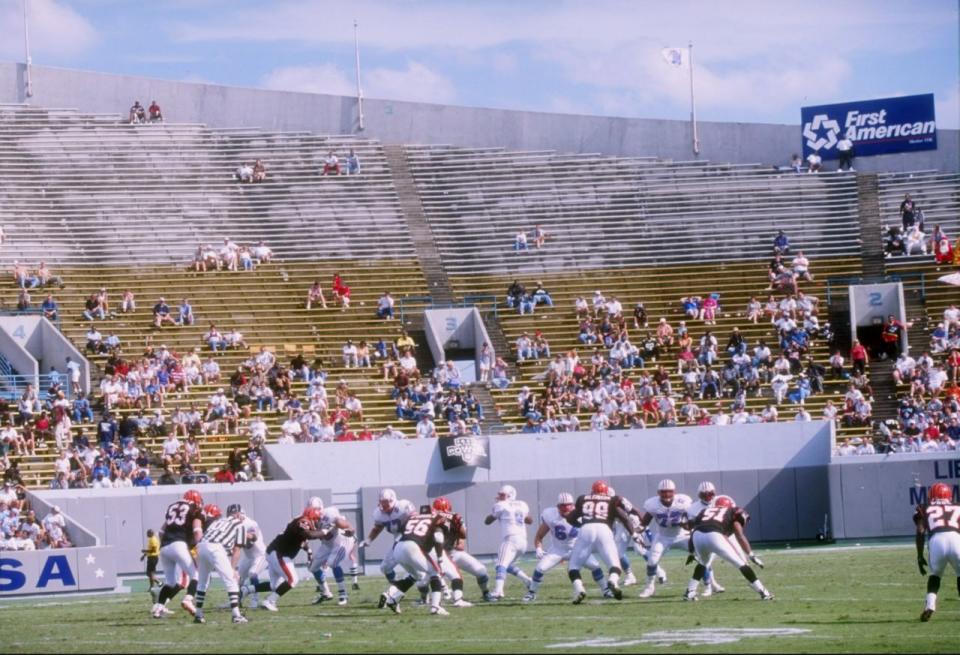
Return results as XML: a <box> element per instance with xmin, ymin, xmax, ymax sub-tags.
<box><xmin>683</xmin><ymin>589</ymin><xmax>699</xmax><ymax>602</ymax></box>
<box><xmin>352</xmin><ymin>582</ymin><xmax>361</xmax><ymax>591</ymax></box>
<box><xmin>710</xmin><ymin>580</ymin><xmax>725</xmax><ymax>594</ymax></box>
<box><xmin>602</xmin><ymin>588</ymin><xmax>615</xmax><ymax>599</ymax></box>
<box><xmin>482</xmin><ymin>591</ymin><xmax>494</xmax><ymax>602</ymax></box>
<box><xmin>656</xmin><ymin>568</ymin><xmax>668</xmax><ymax>584</ymax></box>
<box><xmin>430</xmin><ymin>606</ymin><xmax>450</xmax><ymax>616</ymax></box>
<box><xmin>760</xmin><ymin>591</ymin><xmax>775</xmax><ymax>601</ymax></box>
<box><xmin>609</xmin><ymin>581</ymin><xmax>623</xmax><ymax>600</ymax></box>
<box><xmin>522</xmin><ymin>591</ymin><xmax>537</xmax><ymax>602</ymax></box>
<box><xmin>486</xmin><ymin>592</ymin><xmax>503</xmax><ymax>602</ymax></box>
<box><xmin>623</xmin><ymin>571</ymin><xmax>637</xmax><ymax>587</ymax></box>
<box><xmin>312</xmin><ymin>592</ymin><xmax>334</xmax><ymax>605</ymax></box>
<box><xmin>638</xmin><ymin>583</ymin><xmax>656</xmax><ymax>598</ymax></box>
<box><xmin>443</xmin><ymin>588</ymin><xmax>453</xmax><ymax>601</ymax></box>
<box><xmin>572</xmin><ymin>590</ymin><xmax>587</xmax><ymax>605</ymax></box>
<box><xmin>232</xmin><ymin>615</ymin><xmax>249</xmax><ymax>624</ymax></box>
<box><xmin>180</xmin><ymin>596</ymin><xmax>197</xmax><ymax>617</ymax></box>
<box><xmin>386</xmin><ymin>597</ymin><xmax>401</xmax><ymax>614</ymax></box>
<box><xmin>337</xmin><ymin>594</ymin><xmax>348</xmax><ymax>606</ymax></box>
<box><xmin>193</xmin><ymin>615</ymin><xmax>206</xmax><ymax>624</ymax></box>
<box><xmin>701</xmin><ymin>585</ymin><xmax>713</xmax><ymax>598</ymax></box>
<box><xmin>452</xmin><ymin>599</ymin><xmax>473</xmax><ymax>608</ymax></box>
<box><xmin>378</xmin><ymin>593</ymin><xmax>388</xmax><ymax>609</ymax></box>
<box><xmin>260</xmin><ymin>599</ymin><xmax>278</xmax><ymax>612</ymax></box>
<box><xmin>920</xmin><ymin>609</ymin><xmax>934</xmax><ymax>622</ymax></box>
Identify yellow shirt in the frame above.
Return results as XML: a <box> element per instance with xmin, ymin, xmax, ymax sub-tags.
<box><xmin>397</xmin><ymin>335</ymin><xmax>415</xmax><ymax>350</ymax></box>
<box><xmin>145</xmin><ymin>535</ymin><xmax>160</xmax><ymax>557</ymax></box>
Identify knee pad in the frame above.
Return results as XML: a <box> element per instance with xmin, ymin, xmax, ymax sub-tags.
<box><xmin>591</xmin><ymin>568</ymin><xmax>605</xmax><ymax>582</ymax></box>
<box><xmin>646</xmin><ymin>564</ymin><xmax>658</xmax><ymax>577</ymax></box>
<box><xmin>332</xmin><ymin>566</ymin><xmax>344</xmax><ymax>582</ymax></box>
<box><xmin>532</xmin><ymin>570</ymin><xmax>544</xmax><ymax>583</ymax></box>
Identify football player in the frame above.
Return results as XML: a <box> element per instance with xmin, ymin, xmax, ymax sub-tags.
<box><xmin>306</xmin><ymin>497</ymin><xmax>357</xmax><ymax>606</ymax></box>
<box><xmin>358</xmin><ymin>488</ymin><xmax>416</xmax><ymax>607</ymax></box>
<box><xmin>684</xmin><ymin>495</ymin><xmax>772</xmax><ymax>601</ymax></box>
<box><xmin>564</xmin><ymin>480</ymin><xmax>638</xmax><ymax>603</ymax></box>
<box><xmin>437</xmin><ymin>497</ymin><xmax>492</xmax><ymax>602</ymax></box>
<box><xmin>914</xmin><ymin>482</ymin><xmax>960</xmax><ymax>621</ymax></box>
<box><xmin>152</xmin><ymin>489</ymin><xmax>205</xmax><ymax>619</ymax></box>
<box><xmin>607</xmin><ymin>485</ymin><xmax>662</xmax><ymax>587</ymax></box>
<box><xmin>637</xmin><ymin>479</ymin><xmax>692</xmax><ymax>598</ymax></box>
<box><xmin>236</xmin><ymin>508</ymin><xmax>267</xmax><ymax>609</ymax></box>
<box><xmin>483</xmin><ymin>484</ymin><xmax>533</xmax><ymax>599</ymax></box>
<box><xmin>193</xmin><ymin>504</ymin><xmax>248</xmax><ymax>625</ymax></box>
<box><xmin>382</xmin><ymin>505</ymin><xmax>451</xmax><ymax>616</ymax></box>
<box><xmin>524</xmin><ymin>492</ymin><xmax>611</xmax><ymax>602</ymax></box>
<box><xmin>431</xmin><ymin>497</ymin><xmax>474</xmax><ymax>607</ymax></box>
<box><xmin>260</xmin><ymin>504</ymin><xmax>329</xmax><ymax>612</ymax></box>
<box><xmin>683</xmin><ymin>481</ymin><xmax>725</xmax><ymax>597</ymax></box>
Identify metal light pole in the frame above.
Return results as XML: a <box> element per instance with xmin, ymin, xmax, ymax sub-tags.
<box><xmin>354</xmin><ymin>19</ymin><xmax>364</xmax><ymax>131</ymax></box>
<box><xmin>689</xmin><ymin>41</ymin><xmax>699</xmax><ymax>156</ymax></box>
<box><xmin>23</xmin><ymin>0</ymin><xmax>34</xmax><ymax>99</ymax></box>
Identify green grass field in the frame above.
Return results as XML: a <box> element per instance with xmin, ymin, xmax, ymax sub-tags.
<box><xmin>1</xmin><ymin>543</ymin><xmax>956</xmax><ymax>654</ymax></box>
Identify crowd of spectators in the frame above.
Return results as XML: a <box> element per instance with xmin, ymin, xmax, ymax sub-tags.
<box><xmin>192</xmin><ymin>238</ymin><xmax>274</xmax><ymax>273</ymax></box>
<box><xmin>0</xmin><ymin>497</ymin><xmax>71</xmax><ymax>551</ymax></box>
<box><xmin>127</xmin><ymin>100</ymin><xmax>163</xmax><ymax>124</ymax></box>
<box><xmin>321</xmin><ymin>149</ymin><xmax>361</xmax><ymax>176</ymax></box>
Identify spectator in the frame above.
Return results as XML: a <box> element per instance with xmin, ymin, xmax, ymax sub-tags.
<box><xmin>880</xmin><ymin>314</ymin><xmax>913</xmax><ymax>360</ymax></box>
<box><xmin>177</xmin><ymin>298</ymin><xmax>195</xmax><ymax>326</ymax></box>
<box><xmin>899</xmin><ymin>193</ymin><xmax>917</xmax><ymax>231</ymax></box>
<box><xmin>904</xmin><ymin>225</ymin><xmax>927</xmax><ymax>256</ymax></box>
<box><xmin>16</xmin><ymin>287</ymin><xmax>31</xmax><ymax>312</ymax></box>
<box><xmin>252</xmin><ymin>159</ymin><xmax>267</xmax><ymax>182</ymax></box>
<box><xmin>933</xmin><ymin>227</ymin><xmax>953</xmax><ymax>264</ymax></box>
<box><xmin>773</xmin><ymin>230</ymin><xmax>790</xmax><ymax>255</ymax></box>
<box><xmin>128</xmin><ymin>101</ymin><xmax>146</xmax><ymax>124</ymax></box>
<box><xmin>884</xmin><ymin>225</ymin><xmax>906</xmax><ymax>258</ymax></box>
<box><xmin>306</xmin><ymin>280</ymin><xmax>328</xmax><ymax>310</ymax></box>
<box><xmin>377</xmin><ymin>291</ymin><xmax>395</xmax><ymax>320</ymax></box>
<box><xmin>836</xmin><ymin>134</ymin><xmax>855</xmax><ymax>171</ymax></box>
<box><xmin>805</xmin><ymin>151</ymin><xmax>822</xmax><ymax>173</ymax></box>
<box><xmin>342</xmin><ymin>340</ymin><xmax>358</xmax><ymax>368</ymax></box>
<box><xmin>322</xmin><ymin>151</ymin><xmax>340</xmax><ymax>175</ymax></box>
<box><xmin>147</xmin><ymin>100</ymin><xmax>163</xmax><ymax>123</ymax></box>
<box><xmin>792</xmin><ymin>251</ymin><xmax>813</xmax><ymax>282</ymax></box>
<box><xmin>152</xmin><ymin>297</ymin><xmax>176</xmax><ymax>328</ymax></box>
<box><xmin>533</xmin><ymin>224</ymin><xmax>547</xmax><ymax>249</ymax></box>
<box><xmin>346</xmin><ymin>149</ymin><xmax>361</xmax><ymax>175</ymax></box>
<box><xmin>789</xmin><ymin>154</ymin><xmax>802</xmax><ymax>174</ymax></box>
<box><xmin>331</xmin><ymin>273</ymin><xmax>351</xmax><ymax>308</ymax></box>
<box><xmin>40</xmin><ymin>294</ymin><xmax>58</xmax><ymax>321</ymax></box>
<box><xmin>235</xmin><ymin>162</ymin><xmax>254</xmax><ymax>183</ymax></box>
<box><xmin>119</xmin><ymin>289</ymin><xmax>136</xmax><ymax>314</ymax></box>
<box><xmin>514</xmin><ymin>229</ymin><xmax>528</xmax><ymax>252</ymax></box>
<box><xmin>252</xmin><ymin>241</ymin><xmax>273</xmax><ymax>264</ymax></box>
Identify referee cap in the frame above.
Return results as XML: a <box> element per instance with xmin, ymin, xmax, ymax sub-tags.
<box><xmin>226</xmin><ymin>503</ymin><xmax>243</xmax><ymax>516</ymax></box>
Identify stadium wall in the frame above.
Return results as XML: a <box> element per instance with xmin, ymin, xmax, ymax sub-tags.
<box><xmin>1</xmin><ymin>63</ymin><xmax>956</xmax><ymax>173</ymax></box>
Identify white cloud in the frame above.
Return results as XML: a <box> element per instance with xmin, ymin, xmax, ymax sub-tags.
<box><xmin>0</xmin><ymin>0</ymin><xmax>97</xmax><ymax>60</ymax></box>
<box><xmin>261</xmin><ymin>61</ymin><xmax>455</xmax><ymax>104</ymax></box>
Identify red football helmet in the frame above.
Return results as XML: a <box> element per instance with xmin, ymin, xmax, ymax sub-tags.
<box><xmin>183</xmin><ymin>489</ymin><xmax>203</xmax><ymax>507</ymax></box>
<box><xmin>592</xmin><ymin>480</ymin><xmax>609</xmax><ymax>495</ymax></box>
<box><xmin>930</xmin><ymin>482</ymin><xmax>953</xmax><ymax>503</ymax></box>
<box><xmin>302</xmin><ymin>506</ymin><xmax>322</xmax><ymax>523</ymax></box>
<box><xmin>433</xmin><ymin>497</ymin><xmax>452</xmax><ymax>513</ymax></box>
<box><xmin>204</xmin><ymin>504</ymin><xmax>221</xmax><ymax>520</ymax></box>
<box><xmin>715</xmin><ymin>495</ymin><xmax>736</xmax><ymax>508</ymax></box>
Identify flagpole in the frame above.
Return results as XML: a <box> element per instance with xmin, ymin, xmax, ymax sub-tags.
<box><xmin>689</xmin><ymin>41</ymin><xmax>699</xmax><ymax>156</ymax></box>
<box><xmin>354</xmin><ymin>19</ymin><xmax>364</xmax><ymax>131</ymax></box>
<box><xmin>23</xmin><ymin>0</ymin><xmax>33</xmax><ymax>100</ymax></box>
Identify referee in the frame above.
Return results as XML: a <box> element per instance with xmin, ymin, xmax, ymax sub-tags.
<box><xmin>194</xmin><ymin>504</ymin><xmax>248</xmax><ymax>624</ymax></box>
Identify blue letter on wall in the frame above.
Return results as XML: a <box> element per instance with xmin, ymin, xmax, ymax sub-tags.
<box><xmin>0</xmin><ymin>558</ymin><xmax>26</xmax><ymax>592</ymax></box>
<box><xmin>37</xmin><ymin>555</ymin><xmax>76</xmax><ymax>588</ymax></box>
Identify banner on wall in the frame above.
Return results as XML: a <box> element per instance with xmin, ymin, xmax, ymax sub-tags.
<box><xmin>801</xmin><ymin>93</ymin><xmax>937</xmax><ymax>160</ymax></box>
<box><xmin>439</xmin><ymin>436</ymin><xmax>491</xmax><ymax>470</ymax></box>
<box><xmin>0</xmin><ymin>546</ymin><xmax>117</xmax><ymax>596</ymax></box>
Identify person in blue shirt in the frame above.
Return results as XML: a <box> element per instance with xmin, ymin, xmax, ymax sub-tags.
<box><xmin>178</xmin><ymin>298</ymin><xmax>194</xmax><ymax>326</ymax></box>
<box><xmin>773</xmin><ymin>230</ymin><xmax>790</xmax><ymax>255</ymax></box>
<box><xmin>132</xmin><ymin>469</ymin><xmax>153</xmax><ymax>487</ymax></box>
<box><xmin>41</xmin><ymin>294</ymin><xmax>59</xmax><ymax>320</ymax></box>
<box><xmin>97</xmin><ymin>413</ymin><xmax>118</xmax><ymax>447</ymax></box>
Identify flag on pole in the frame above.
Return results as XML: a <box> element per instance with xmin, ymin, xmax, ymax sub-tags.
<box><xmin>661</xmin><ymin>47</ymin><xmax>688</xmax><ymax>68</ymax></box>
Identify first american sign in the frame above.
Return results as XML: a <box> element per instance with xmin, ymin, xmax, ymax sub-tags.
<box><xmin>801</xmin><ymin>93</ymin><xmax>937</xmax><ymax>160</ymax></box>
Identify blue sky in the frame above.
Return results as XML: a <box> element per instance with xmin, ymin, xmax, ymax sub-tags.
<box><xmin>1</xmin><ymin>0</ymin><xmax>958</xmax><ymax>127</ymax></box>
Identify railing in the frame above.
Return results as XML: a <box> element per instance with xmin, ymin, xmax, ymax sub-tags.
<box><xmin>825</xmin><ymin>272</ymin><xmax>926</xmax><ymax>305</ymax></box>
<box><xmin>398</xmin><ymin>296</ymin><xmax>434</xmax><ymax>324</ymax></box>
<box><xmin>0</xmin><ymin>373</ymin><xmax>62</xmax><ymax>402</ymax></box>
<box><xmin>462</xmin><ymin>295</ymin><xmax>499</xmax><ymax>320</ymax></box>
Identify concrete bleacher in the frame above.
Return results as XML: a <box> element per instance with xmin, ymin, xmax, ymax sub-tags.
<box><xmin>401</xmin><ymin>144</ymin><xmax>862</xmax><ymax>275</ymax></box>
<box><xmin>877</xmin><ymin>170</ymin><xmax>960</xmax><ymax>240</ymax></box>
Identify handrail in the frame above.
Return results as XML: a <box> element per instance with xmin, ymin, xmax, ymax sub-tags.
<box><xmin>0</xmin><ymin>373</ymin><xmax>63</xmax><ymax>401</ymax></box>
<box><xmin>398</xmin><ymin>296</ymin><xmax>434</xmax><ymax>324</ymax></box>
<box><xmin>462</xmin><ymin>294</ymin><xmax>499</xmax><ymax>320</ymax></box>
<box><xmin>825</xmin><ymin>271</ymin><xmax>926</xmax><ymax>304</ymax></box>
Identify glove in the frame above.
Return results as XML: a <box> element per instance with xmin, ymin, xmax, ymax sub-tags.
<box><xmin>684</xmin><ymin>554</ymin><xmax>695</xmax><ymax>566</ymax></box>
<box><xmin>748</xmin><ymin>552</ymin><xmax>765</xmax><ymax>569</ymax></box>
<box><xmin>632</xmin><ymin>530</ymin><xmax>650</xmax><ymax>549</ymax></box>
<box><xmin>357</xmin><ymin>539</ymin><xmax>369</xmax><ymax>550</ymax></box>
<box><xmin>535</xmin><ymin>546</ymin><xmax>545</xmax><ymax>559</ymax></box>
<box><xmin>917</xmin><ymin>555</ymin><xmax>927</xmax><ymax>576</ymax></box>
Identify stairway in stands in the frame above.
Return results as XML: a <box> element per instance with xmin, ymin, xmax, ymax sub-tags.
<box><xmin>384</xmin><ymin>144</ymin><xmax>508</xmax><ymax>433</ymax></box>
<box><xmin>857</xmin><ymin>174</ymin><xmax>885</xmax><ymax>278</ymax></box>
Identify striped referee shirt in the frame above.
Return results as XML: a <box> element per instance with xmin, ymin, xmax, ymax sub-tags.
<box><xmin>201</xmin><ymin>516</ymin><xmax>246</xmax><ymax>550</ymax></box>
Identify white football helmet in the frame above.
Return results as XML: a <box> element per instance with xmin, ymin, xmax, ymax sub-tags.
<box><xmin>379</xmin><ymin>488</ymin><xmax>397</xmax><ymax>512</ymax></box>
<box><xmin>497</xmin><ymin>484</ymin><xmax>517</xmax><ymax>501</ymax></box>
<box><xmin>307</xmin><ymin>496</ymin><xmax>324</xmax><ymax>511</ymax></box>
<box><xmin>657</xmin><ymin>479</ymin><xmax>676</xmax><ymax>492</ymax></box>
<box><xmin>657</xmin><ymin>479</ymin><xmax>676</xmax><ymax>506</ymax></box>
<box><xmin>607</xmin><ymin>486</ymin><xmax>617</xmax><ymax>496</ymax></box>
<box><xmin>697</xmin><ymin>481</ymin><xmax>716</xmax><ymax>502</ymax></box>
<box><xmin>557</xmin><ymin>492</ymin><xmax>574</xmax><ymax>506</ymax></box>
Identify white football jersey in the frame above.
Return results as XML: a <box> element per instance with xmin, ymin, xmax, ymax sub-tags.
<box><xmin>318</xmin><ymin>506</ymin><xmax>345</xmax><ymax>538</ymax></box>
<box><xmin>687</xmin><ymin>498</ymin><xmax>713</xmax><ymax>523</ymax></box>
<box><xmin>540</xmin><ymin>506</ymin><xmax>578</xmax><ymax>554</ymax></box>
<box><xmin>373</xmin><ymin>499</ymin><xmax>416</xmax><ymax>540</ymax></box>
<box><xmin>643</xmin><ymin>494</ymin><xmax>693</xmax><ymax>537</ymax></box>
<box><xmin>241</xmin><ymin>516</ymin><xmax>265</xmax><ymax>554</ymax></box>
<box><xmin>491</xmin><ymin>499</ymin><xmax>529</xmax><ymax>540</ymax></box>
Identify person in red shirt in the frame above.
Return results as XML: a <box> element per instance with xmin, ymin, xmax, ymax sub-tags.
<box><xmin>331</xmin><ymin>274</ymin><xmax>351</xmax><ymax>309</ymax></box>
<box><xmin>850</xmin><ymin>340</ymin><xmax>869</xmax><ymax>375</ymax></box>
<box><xmin>356</xmin><ymin>425</ymin><xmax>375</xmax><ymax>441</ymax></box>
<box><xmin>880</xmin><ymin>315</ymin><xmax>913</xmax><ymax>360</ymax></box>
<box><xmin>335</xmin><ymin>429</ymin><xmax>357</xmax><ymax>442</ymax></box>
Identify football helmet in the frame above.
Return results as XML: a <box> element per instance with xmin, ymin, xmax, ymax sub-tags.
<box><xmin>307</xmin><ymin>496</ymin><xmax>324</xmax><ymax>511</ymax></box>
<box><xmin>204</xmin><ymin>504</ymin><xmax>221</xmax><ymax>520</ymax></box>
<box><xmin>302</xmin><ymin>506</ymin><xmax>322</xmax><ymax>523</ymax></box>
<box><xmin>657</xmin><ymin>479</ymin><xmax>676</xmax><ymax>505</ymax></box>
<box><xmin>433</xmin><ymin>497</ymin><xmax>452</xmax><ymax>513</ymax></box>
<box><xmin>557</xmin><ymin>492</ymin><xmax>575</xmax><ymax>517</ymax></box>
<box><xmin>607</xmin><ymin>486</ymin><xmax>617</xmax><ymax>496</ymax></box>
<box><xmin>715</xmin><ymin>495</ymin><xmax>736</xmax><ymax>508</ymax></box>
<box><xmin>697</xmin><ymin>481</ymin><xmax>716</xmax><ymax>503</ymax></box>
<box><xmin>226</xmin><ymin>503</ymin><xmax>243</xmax><ymax>517</ymax></box>
<box><xmin>929</xmin><ymin>482</ymin><xmax>953</xmax><ymax>503</ymax></box>
<box><xmin>379</xmin><ymin>488</ymin><xmax>398</xmax><ymax>512</ymax></box>
<box><xmin>497</xmin><ymin>484</ymin><xmax>517</xmax><ymax>501</ymax></box>
<box><xmin>183</xmin><ymin>489</ymin><xmax>203</xmax><ymax>507</ymax></box>
<box><xmin>591</xmin><ymin>480</ymin><xmax>610</xmax><ymax>495</ymax></box>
